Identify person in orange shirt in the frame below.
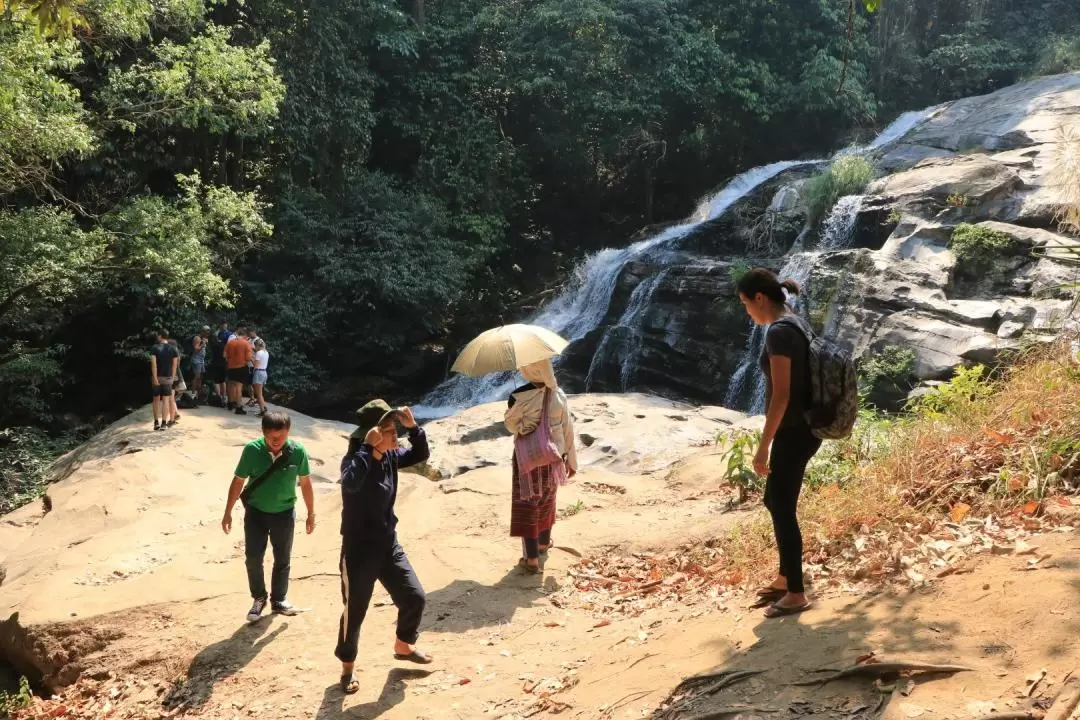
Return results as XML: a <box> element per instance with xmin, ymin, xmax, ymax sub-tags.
<box><xmin>225</xmin><ymin>323</ymin><xmax>254</xmax><ymax>415</ymax></box>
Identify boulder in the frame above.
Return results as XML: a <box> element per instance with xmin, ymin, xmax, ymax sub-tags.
<box><xmin>867</xmin><ymin>155</ymin><xmax>1021</xmax><ymax>211</ymax></box>
<box><xmin>869</xmin><ymin>311</ymin><xmax>1017</xmax><ymax>379</ymax></box>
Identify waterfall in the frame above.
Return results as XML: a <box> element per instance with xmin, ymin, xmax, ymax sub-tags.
<box><xmin>722</xmin><ymin>195</ymin><xmax>865</xmax><ymax>413</ymax></box>
<box><xmin>414</xmin><ymin>162</ymin><xmax>815</xmax><ymax>418</ymax></box>
<box><xmin>414</xmin><ymin>106</ymin><xmax>938</xmax><ymax>419</ymax></box>
<box><xmin>583</xmin><ymin>268</ymin><xmax>672</xmax><ymax>392</ymax></box>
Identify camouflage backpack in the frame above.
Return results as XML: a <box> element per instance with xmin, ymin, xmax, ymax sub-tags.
<box><xmin>774</xmin><ymin>316</ymin><xmax>859</xmax><ymax>440</ymax></box>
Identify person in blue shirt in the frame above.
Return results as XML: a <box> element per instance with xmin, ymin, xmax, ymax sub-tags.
<box><xmin>335</xmin><ymin>399</ymin><xmax>432</xmax><ymax>694</ymax></box>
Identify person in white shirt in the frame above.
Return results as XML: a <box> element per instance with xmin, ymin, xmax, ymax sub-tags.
<box><xmin>252</xmin><ymin>339</ymin><xmax>270</xmax><ymax>416</ymax></box>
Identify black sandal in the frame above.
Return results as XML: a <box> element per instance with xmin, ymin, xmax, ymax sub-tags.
<box><xmin>341</xmin><ymin>673</ymin><xmax>359</xmax><ymax>694</ymax></box>
<box><xmin>517</xmin><ymin>558</ymin><xmax>541</xmax><ymax>574</ymax></box>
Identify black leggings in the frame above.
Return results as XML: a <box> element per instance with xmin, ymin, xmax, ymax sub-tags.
<box><xmin>763</xmin><ymin>425</ymin><xmax>822</xmax><ymax>594</ymax></box>
<box><xmin>521</xmin><ymin>529</ymin><xmax>552</xmax><ymax>560</ymax></box>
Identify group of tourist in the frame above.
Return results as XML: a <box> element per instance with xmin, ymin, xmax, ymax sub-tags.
<box><xmin>217</xmin><ymin>265</ymin><xmax>821</xmax><ymax>694</ymax></box>
<box><xmin>148</xmin><ymin>320</ymin><xmax>272</xmax><ymax>431</ymax></box>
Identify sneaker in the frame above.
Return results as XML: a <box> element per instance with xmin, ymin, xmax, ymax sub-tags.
<box><xmin>234</xmin><ymin>407</ymin><xmax>247</xmax><ymax>416</ymax></box>
<box><xmin>153</xmin><ymin>421</ymin><xmax>161</xmax><ymax>431</ymax></box>
<box><xmin>271</xmin><ymin>600</ymin><xmax>300</xmax><ymax>616</ymax></box>
<box><xmin>227</xmin><ymin>401</ymin><xmax>236</xmax><ymax>410</ymax></box>
<box><xmin>247</xmin><ymin>597</ymin><xmax>268</xmax><ymax>623</ymax></box>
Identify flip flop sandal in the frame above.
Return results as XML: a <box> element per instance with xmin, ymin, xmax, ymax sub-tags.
<box><xmin>764</xmin><ymin>600</ymin><xmax>812</xmax><ymax>618</ymax></box>
<box><xmin>749</xmin><ymin>590</ymin><xmax>785</xmax><ymax>609</ymax></box>
<box><xmin>340</xmin><ymin>674</ymin><xmax>359</xmax><ymax>695</ymax></box>
<box><xmin>393</xmin><ymin>649</ymin><xmax>433</xmax><ymax>665</ymax></box>
<box><xmin>517</xmin><ymin>558</ymin><xmax>541</xmax><ymax>574</ymax></box>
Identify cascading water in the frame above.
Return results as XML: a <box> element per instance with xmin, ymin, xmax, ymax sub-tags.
<box><xmin>415</xmin><ymin>105</ymin><xmax>940</xmax><ymax>419</ymax></box>
<box><xmin>722</xmin><ymin>195</ymin><xmax>866</xmax><ymax>413</ymax></box>
<box><xmin>414</xmin><ymin>162</ymin><xmax>813</xmax><ymax>418</ymax></box>
<box><xmin>583</xmin><ymin>268</ymin><xmax>673</xmax><ymax>391</ymax></box>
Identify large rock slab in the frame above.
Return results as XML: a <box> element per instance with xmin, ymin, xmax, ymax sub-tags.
<box><xmin>867</xmin><ymin>155</ymin><xmax>1021</xmax><ymax>210</ymax></box>
<box><xmin>869</xmin><ymin>311</ymin><xmax>1017</xmax><ymax>379</ymax></box>
<box><xmin>902</xmin><ymin>73</ymin><xmax>1080</xmax><ymax>151</ymax></box>
<box><xmin>413</xmin><ymin>393</ymin><xmax>753</xmax><ymax>480</ymax></box>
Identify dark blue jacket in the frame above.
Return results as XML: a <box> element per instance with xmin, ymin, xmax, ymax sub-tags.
<box><xmin>339</xmin><ymin>427</ymin><xmax>429</xmax><ymax>545</ymax></box>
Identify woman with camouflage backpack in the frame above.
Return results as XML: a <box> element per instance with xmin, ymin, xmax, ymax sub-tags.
<box><xmin>737</xmin><ymin>268</ymin><xmax>822</xmax><ymax>619</ymax></box>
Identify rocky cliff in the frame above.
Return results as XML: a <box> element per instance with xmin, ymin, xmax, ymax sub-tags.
<box><xmin>561</xmin><ymin>73</ymin><xmax>1080</xmax><ymax>409</ymax></box>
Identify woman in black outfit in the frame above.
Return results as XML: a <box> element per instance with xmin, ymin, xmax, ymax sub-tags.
<box><xmin>737</xmin><ymin>268</ymin><xmax>821</xmax><ymax>618</ymax></box>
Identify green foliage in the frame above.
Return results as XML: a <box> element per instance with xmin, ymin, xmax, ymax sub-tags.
<box><xmin>0</xmin><ymin>674</ymin><xmax>33</xmax><ymax>713</ymax></box>
<box><xmin>101</xmin><ymin>24</ymin><xmax>284</xmax><ymax>136</ymax></box>
<box><xmin>716</xmin><ymin>428</ymin><xmax>763</xmax><ymax>502</ymax></box>
<box><xmin>1035</xmin><ymin>35</ymin><xmax>1080</xmax><ymax>75</ymax></box>
<box><xmin>0</xmin><ymin>19</ymin><xmax>93</xmax><ymax>193</ymax></box>
<box><xmin>948</xmin><ymin>222</ymin><xmax>1014</xmax><ymax>278</ymax></box>
<box><xmin>803</xmin><ymin>154</ymin><xmax>875</xmax><ymax>227</ymax></box>
<box><xmin>859</xmin><ymin>345</ymin><xmax>916</xmax><ymax>410</ymax></box>
<box><xmin>728</xmin><ymin>261</ymin><xmax>751</xmax><ymax>287</ymax></box>
<box><xmin>805</xmin><ymin>406</ymin><xmax>892</xmax><ymax>488</ymax></box>
<box><xmin>909</xmin><ymin>364</ymin><xmax>996</xmax><ymax>420</ymax></box>
<box><xmin>0</xmin><ymin>426</ymin><xmax>86</xmax><ymax>513</ymax></box>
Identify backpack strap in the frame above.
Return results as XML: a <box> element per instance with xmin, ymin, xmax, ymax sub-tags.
<box><xmin>240</xmin><ymin>443</ymin><xmax>294</xmax><ymax>508</ymax></box>
<box><xmin>772</xmin><ymin>314</ymin><xmax>816</xmax><ymax>343</ymax></box>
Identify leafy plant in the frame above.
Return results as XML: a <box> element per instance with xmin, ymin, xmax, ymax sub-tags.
<box><xmin>859</xmin><ymin>345</ymin><xmax>917</xmax><ymax>410</ymax></box>
<box><xmin>1034</xmin><ymin>34</ymin><xmax>1080</xmax><ymax>75</ymax></box>
<box><xmin>908</xmin><ymin>363</ymin><xmax>995</xmax><ymax>420</ymax></box>
<box><xmin>716</xmin><ymin>428</ymin><xmax>763</xmax><ymax>503</ymax></box>
<box><xmin>0</xmin><ymin>675</ymin><xmax>33</xmax><ymax>713</ymax></box>
<box><xmin>945</xmin><ymin>194</ymin><xmax>970</xmax><ymax>207</ymax></box>
<box><xmin>560</xmin><ymin>499</ymin><xmax>586</xmax><ymax>518</ymax></box>
<box><xmin>728</xmin><ymin>260</ymin><xmax>751</xmax><ymax>287</ymax></box>
<box><xmin>805</xmin><ymin>406</ymin><xmax>892</xmax><ymax>489</ymax></box>
<box><xmin>948</xmin><ymin>223</ymin><xmax>1014</xmax><ymax>279</ymax></box>
<box><xmin>802</xmin><ymin>155</ymin><xmax>875</xmax><ymax>227</ymax></box>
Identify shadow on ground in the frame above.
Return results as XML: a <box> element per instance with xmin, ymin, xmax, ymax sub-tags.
<box><xmin>163</xmin><ymin>617</ymin><xmax>287</xmax><ymax>710</ymax></box>
<box><xmin>315</xmin><ymin>668</ymin><xmax>433</xmax><ymax>720</ymax></box>
<box><xmin>422</xmin><ymin>557</ymin><xmax>558</xmax><ymax>634</ymax></box>
<box><xmin>646</xmin><ymin>550</ymin><xmax>1080</xmax><ymax>720</ymax></box>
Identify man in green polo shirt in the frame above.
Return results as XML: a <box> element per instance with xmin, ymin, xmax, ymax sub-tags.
<box><xmin>222</xmin><ymin>411</ymin><xmax>316</xmax><ymax>622</ymax></box>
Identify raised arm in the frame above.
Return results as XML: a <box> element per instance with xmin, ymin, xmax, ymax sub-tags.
<box><xmin>341</xmin><ymin>429</ymin><xmax>379</xmax><ymax>495</ymax></box>
<box><xmin>393</xmin><ymin>407</ymin><xmax>429</xmax><ymax>468</ymax></box>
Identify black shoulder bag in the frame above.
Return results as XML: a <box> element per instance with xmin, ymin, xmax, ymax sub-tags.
<box><xmin>239</xmin><ymin>444</ymin><xmax>294</xmax><ymax>509</ymax></box>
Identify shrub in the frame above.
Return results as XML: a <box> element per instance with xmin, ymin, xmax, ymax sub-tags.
<box><xmin>1034</xmin><ymin>35</ymin><xmax>1080</xmax><ymax>76</ymax></box>
<box><xmin>860</xmin><ymin>345</ymin><xmax>917</xmax><ymax>411</ymax></box>
<box><xmin>0</xmin><ymin>676</ymin><xmax>33</xmax><ymax>714</ymax></box>
<box><xmin>802</xmin><ymin>154</ymin><xmax>875</xmax><ymax>228</ymax></box>
<box><xmin>948</xmin><ymin>222</ymin><xmax>1014</xmax><ymax>278</ymax></box>
<box><xmin>728</xmin><ymin>260</ymin><xmax>751</xmax><ymax>287</ymax></box>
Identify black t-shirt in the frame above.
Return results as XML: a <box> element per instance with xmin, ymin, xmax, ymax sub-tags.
<box><xmin>759</xmin><ymin>317</ymin><xmax>810</xmax><ymax>428</ymax></box>
<box><xmin>150</xmin><ymin>342</ymin><xmax>179</xmax><ymax>376</ymax></box>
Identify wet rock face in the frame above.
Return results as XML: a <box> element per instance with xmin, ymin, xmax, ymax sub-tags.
<box><xmin>564</xmin><ymin>73</ymin><xmax>1080</xmax><ymax>409</ymax></box>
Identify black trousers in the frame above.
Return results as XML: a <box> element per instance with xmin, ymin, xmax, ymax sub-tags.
<box><xmin>763</xmin><ymin>425</ymin><xmax>822</xmax><ymax>594</ymax></box>
<box><xmin>244</xmin><ymin>506</ymin><xmax>295</xmax><ymax>603</ymax></box>
<box><xmin>335</xmin><ymin>539</ymin><xmax>426</xmax><ymax>663</ymax></box>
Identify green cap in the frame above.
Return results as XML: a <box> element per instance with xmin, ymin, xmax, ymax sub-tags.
<box><xmin>352</xmin><ymin>399</ymin><xmax>398</xmax><ymax>439</ymax></box>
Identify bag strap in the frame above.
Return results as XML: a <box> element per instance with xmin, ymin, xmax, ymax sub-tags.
<box><xmin>773</xmin><ymin>314</ymin><xmax>816</xmax><ymax>343</ymax></box>
<box><xmin>240</xmin><ymin>443</ymin><xmax>293</xmax><ymax>506</ymax></box>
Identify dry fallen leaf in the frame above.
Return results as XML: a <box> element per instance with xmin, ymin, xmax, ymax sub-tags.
<box><xmin>950</xmin><ymin>502</ymin><xmax>971</xmax><ymax>523</ymax></box>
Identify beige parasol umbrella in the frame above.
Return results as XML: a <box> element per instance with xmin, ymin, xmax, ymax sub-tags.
<box><xmin>451</xmin><ymin>324</ymin><xmax>569</xmax><ymax>377</ymax></box>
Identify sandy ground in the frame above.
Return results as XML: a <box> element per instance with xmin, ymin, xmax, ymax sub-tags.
<box><xmin>2</xmin><ymin>401</ymin><xmax>1078</xmax><ymax>719</ymax></box>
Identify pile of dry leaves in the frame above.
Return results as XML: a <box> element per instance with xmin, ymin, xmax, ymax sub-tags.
<box><xmin>552</xmin><ymin>504</ymin><xmax>1080</xmax><ymax>614</ymax></box>
<box><xmin>9</xmin><ymin>674</ymin><xmax>180</xmax><ymax>720</ymax></box>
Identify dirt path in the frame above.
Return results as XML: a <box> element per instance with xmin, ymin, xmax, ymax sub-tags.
<box><xmin>4</xmin><ymin>405</ymin><xmax>1079</xmax><ymax>719</ymax></box>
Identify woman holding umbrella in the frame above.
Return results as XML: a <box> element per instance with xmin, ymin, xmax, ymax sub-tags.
<box><xmin>451</xmin><ymin>324</ymin><xmax>579</xmax><ymax>574</ymax></box>
<box><xmin>504</xmin><ymin>359</ymin><xmax>577</xmax><ymax>573</ymax></box>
